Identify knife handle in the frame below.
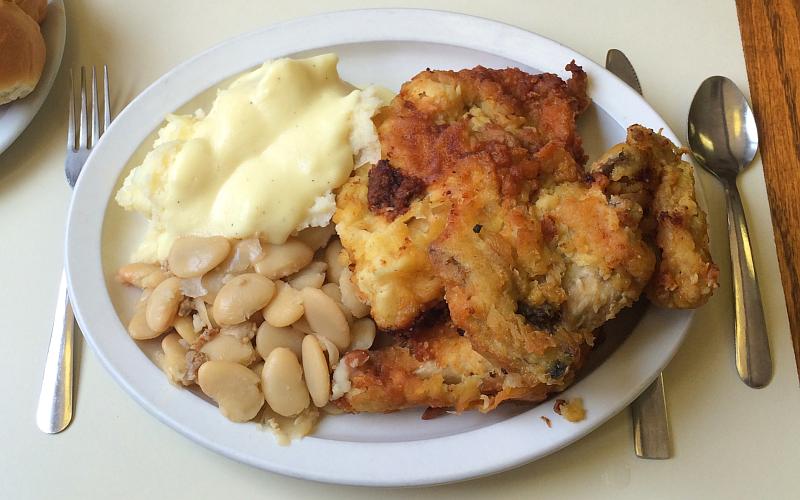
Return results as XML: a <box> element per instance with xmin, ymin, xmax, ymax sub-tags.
<box><xmin>631</xmin><ymin>374</ymin><xmax>671</xmax><ymax>459</ymax></box>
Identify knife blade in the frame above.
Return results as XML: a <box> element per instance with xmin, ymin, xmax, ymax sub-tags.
<box><xmin>606</xmin><ymin>48</ymin><xmax>643</xmax><ymax>96</ymax></box>
<box><xmin>605</xmin><ymin>49</ymin><xmax>670</xmax><ymax>460</ymax></box>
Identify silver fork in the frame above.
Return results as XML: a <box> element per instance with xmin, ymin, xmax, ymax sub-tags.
<box><xmin>36</xmin><ymin>66</ymin><xmax>111</xmax><ymax>434</ymax></box>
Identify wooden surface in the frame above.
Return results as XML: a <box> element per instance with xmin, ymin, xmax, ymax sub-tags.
<box><xmin>736</xmin><ymin>0</ymin><xmax>800</xmax><ymax>381</ymax></box>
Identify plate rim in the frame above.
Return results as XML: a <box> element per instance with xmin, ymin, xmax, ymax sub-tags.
<box><xmin>0</xmin><ymin>0</ymin><xmax>66</xmax><ymax>156</ymax></box>
<box><xmin>66</xmin><ymin>8</ymin><xmax>694</xmax><ymax>487</ymax></box>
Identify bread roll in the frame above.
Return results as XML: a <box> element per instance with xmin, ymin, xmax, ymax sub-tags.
<box><xmin>13</xmin><ymin>0</ymin><xmax>47</xmax><ymax>23</ymax></box>
<box><xmin>0</xmin><ymin>1</ymin><xmax>46</xmax><ymax>105</ymax></box>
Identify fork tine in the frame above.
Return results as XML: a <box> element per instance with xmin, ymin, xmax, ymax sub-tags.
<box><xmin>91</xmin><ymin>67</ymin><xmax>99</xmax><ymax>146</ymax></box>
<box><xmin>103</xmin><ymin>65</ymin><xmax>111</xmax><ymax>131</ymax></box>
<box><xmin>78</xmin><ymin>67</ymin><xmax>87</xmax><ymax>150</ymax></box>
<box><xmin>66</xmin><ymin>69</ymin><xmax>75</xmax><ymax>151</ymax></box>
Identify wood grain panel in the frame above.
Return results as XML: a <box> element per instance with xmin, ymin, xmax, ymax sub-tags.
<box><xmin>736</xmin><ymin>0</ymin><xmax>800</xmax><ymax>381</ymax></box>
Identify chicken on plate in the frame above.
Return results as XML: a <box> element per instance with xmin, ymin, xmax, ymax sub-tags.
<box><xmin>333</xmin><ymin>62</ymin><xmax>717</xmax><ymax>413</ymax></box>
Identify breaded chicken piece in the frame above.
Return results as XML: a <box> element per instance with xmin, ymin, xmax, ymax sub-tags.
<box><xmin>589</xmin><ymin>125</ymin><xmax>719</xmax><ymax>308</ymax></box>
<box><xmin>649</xmin><ymin>161</ymin><xmax>719</xmax><ymax>307</ymax></box>
<box><xmin>537</xmin><ymin>181</ymin><xmax>657</xmax><ymax>330</ymax></box>
<box><xmin>377</xmin><ymin>62</ymin><xmax>589</xmax><ymax>184</ymax></box>
<box><xmin>335</xmin><ymin>63</ymin><xmax>590</xmax><ymax>331</ymax></box>
<box><xmin>336</xmin><ymin>127</ymin><xmax>717</xmax><ymax>413</ymax></box>
<box><xmin>332</xmin><ymin>66</ymin><xmax>716</xmax><ymax>414</ymax></box>
<box><xmin>334</xmin><ymin>163</ymin><xmax>449</xmax><ymax>330</ymax></box>
<box><xmin>335</xmin><ymin>318</ymin><xmax>586</xmax><ymax>413</ymax></box>
<box><xmin>429</xmin><ymin>150</ymin><xmax>655</xmax><ymax>386</ymax></box>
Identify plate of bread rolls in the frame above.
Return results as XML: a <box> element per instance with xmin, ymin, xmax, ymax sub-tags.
<box><xmin>0</xmin><ymin>0</ymin><xmax>65</xmax><ymax>155</ymax></box>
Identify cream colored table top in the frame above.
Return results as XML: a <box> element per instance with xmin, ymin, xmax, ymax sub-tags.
<box><xmin>2</xmin><ymin>1</ymin><xmax>797</xmax><ymax>498</ymax></box>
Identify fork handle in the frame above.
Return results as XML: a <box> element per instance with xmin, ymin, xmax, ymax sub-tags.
<box><xmin>36</xmin><ymin>270</ymin><xmax>75</xmax><ymax>434</ymax></box>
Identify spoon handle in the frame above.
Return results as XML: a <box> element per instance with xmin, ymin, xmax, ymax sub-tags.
<box><xmin>724</xmin><ymin>179</ymin><xmax>772</xmax><ymax>388</ymax></box>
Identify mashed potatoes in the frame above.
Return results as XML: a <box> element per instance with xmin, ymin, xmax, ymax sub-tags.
<box><xmin>116</xmin><ymin>54</ymin><xmax>387</xmax><ymax>262</ymax></box>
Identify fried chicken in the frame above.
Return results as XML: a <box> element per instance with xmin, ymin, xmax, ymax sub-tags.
<box><xmin>428</xmin><ymin>142</ymin><xmax>656</xmax><ymax>386</ymax></box>
<box><xmin>335</xmin><ymin>63</ymin><xmax>589</xmax><ymax>331</ymax></box>
<box><xmin>589</xmin><ymin>125</ymin><xmax>719</xmax><ymax>308</ymax></box>
<box><xmin>336</xmin><ymin>318</ymin><xmax>587</xmax><ymax>413</ymax></box>
<box><xmin>334</xmin><ymin>163</ymin><xmax>449</xmax><ymax>330</ymax></box>
<box><xmin>333</xmin><ymin>64</ymin><xmax>717</xmax><ymax>414</ymax></box>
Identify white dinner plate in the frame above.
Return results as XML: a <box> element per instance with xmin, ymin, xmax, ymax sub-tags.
<box><xmin>0</xmin><ymin>0</ymin><xmax>66</xmax><ymax>156</ymax></box>
<box><xmin>66</xmin><ymin>9</ymin><xmax>696</xmax><ymax>487</ymax></box>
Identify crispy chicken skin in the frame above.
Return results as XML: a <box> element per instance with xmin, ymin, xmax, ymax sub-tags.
<box><xmin>589</xmin><ymin>125</ymin><xmax>719</xmax><ymax>308</ymax></box>
<box><xmin>333</xmin><ymin>66</ymin><xmax>717</xmax><ymax>414</ymax></box>
<box><xmin>429</xmin><ymin>145</ymin><xmax>656</xmax><ymax>385</ymax></box>
<box><xmin>376</xmin><ymin>62</ymin><xmax>589</xmax><ymax>184</ymax></box>
<box><xmin>334</xmin><ymin>63</ymin><xmax>590</xmax><ymax>331</ymax></box>
<box><xmin>334</xmin><ymin>163</ymin><xmax>449</xmax><ymax>330</ymax></box>
<box><xmin>336</xmin><ymin>319</ymin><xmax>586</xmax><ymax>413</ymax></box>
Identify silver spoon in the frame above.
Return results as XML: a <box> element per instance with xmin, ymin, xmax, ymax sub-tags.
<box><xmin>688</xmin><ymin>76</ymin><xmax>772</xmax><ymax>388</ymax></box>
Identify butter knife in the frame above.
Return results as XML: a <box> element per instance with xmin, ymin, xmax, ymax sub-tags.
<box><xmin>606</xmin><ymin>48</ymin><xmax>672</xmax><ymax>460</ymax></box>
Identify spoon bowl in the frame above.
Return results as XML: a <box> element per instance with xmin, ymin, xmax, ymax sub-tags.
<box><xmin>688</xmin><ymin>76</ymin><xmax>759</xmax><ymax>179</ymax></box>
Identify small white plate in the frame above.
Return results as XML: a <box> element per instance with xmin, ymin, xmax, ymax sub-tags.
<box><xmin>67</xmin><ymin>9</ymin><xmax>695</xmax><ymax>487</ymax></box>
<box><xmin>0</xmin><ymin>0</ymin><xmax>66</xmax><ymax>156</ymax></box>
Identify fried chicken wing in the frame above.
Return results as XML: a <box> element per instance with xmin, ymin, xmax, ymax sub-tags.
<box><xmin>589</xmin><ymin>125</ymin><xmax>719</xmax><ymax>308</ymax></box>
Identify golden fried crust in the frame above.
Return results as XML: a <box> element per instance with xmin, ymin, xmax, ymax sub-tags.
<box><xmin>333</xmin><ymin>63</ymin><xmax>716</xmax><ymax>414</ymax></box>
<box><xmin>536</xmin><ymin>181</ymin><xmax>656</xmax><ymax>330</ymax></box>
<box><xmin>429</xmin><ymin>156</ymin><xmax>568</xmax><ymax>385</ymax></box>
<box><xmin>428</xmin><ymin>148</ymin><xmax>653</xmax><ymax>385</ymax></box>
<box><xmin>335</xmin><ymin>63</ymin><xmax>590</xmax><ymax>330</ymax></box>
<box><xmin>588</xmin><ymin>125</ymin><xmax>719</xmax><ymax>308</ymax></box>
<box><xmin>376</xmin><ymin>63</ymin><xmax>589</xmax><ymax>185</ymax></box>
<box><xmin>334</xmin><ymin>164</ymin><xmax>449</xmax><ymax>330</ymax></box>
<box><xmin>335</xmin><ymin>320</ymin><xmax>583</xmax><ymax>413</ymax></box>
<box><xmin>538</xmin><ymin>184</ymin><xmax>653</xmax><ymax>282</ymax></box>
<box><xmin>648</xmin><ymin>159</ymin><xmax>719</xmax><ymax>307</ymax></box>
